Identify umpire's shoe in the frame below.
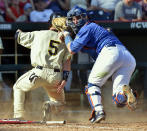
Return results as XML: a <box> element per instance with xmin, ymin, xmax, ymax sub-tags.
<box><xmin>42</xmin><ymin>101</ymin><xmax>51</xmax><ymax>121</ymax></box>
<box><xmin>90</xmin><ymin>110</ymin><xmax>105</xmax><ymax>123</ymax></box>
<box><xmin>123</xmin><ymin>85</ymin><xmax>137</xmax><ymax>110</ymax></box>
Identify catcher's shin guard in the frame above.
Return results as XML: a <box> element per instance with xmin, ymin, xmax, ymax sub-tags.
<box><xmin>123</xmin><ymin>85</ymin><xmax>137</xmax><ymax>110</ymax></box>
<box><xmin>85</xmin><ymin>83</ymin><xmax>103</xmax><ymax>111</ymax></box>
<box><xmin>85</xmin><ymin>83</ymin><xmax>105</xmax><ymax>123</ymax></box>
<box><xmin>113</xmin><ymin>85</ymin><xmax>137</xmax><ymax>110</ymax></box>
<box><xmin>112</xmin><ymin>93</ymin><xmax>127</xmax><ymax>107</ymax></box>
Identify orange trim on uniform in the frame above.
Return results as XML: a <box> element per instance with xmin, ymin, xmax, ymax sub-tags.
<box><xmin>90</xmin><ymin>95</ymin><xmax>94</xmax><ymax>108</ymax></box>
<box><xmin>89</xmin><ymin>109</ymin><xmax>95</xmax><ymax>120</ymax></box>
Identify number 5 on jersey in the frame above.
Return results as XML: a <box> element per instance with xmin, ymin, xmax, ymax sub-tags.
<box><xmin>48</xmin><ymin>40</ymin><xmax>60</xmax><ymax>55</ymax></box>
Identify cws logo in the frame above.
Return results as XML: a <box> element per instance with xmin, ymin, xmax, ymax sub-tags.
<box><xmin>130</xmin><ymin>22</ymin><xmax>147</xmax><ymax>29</ymax></box>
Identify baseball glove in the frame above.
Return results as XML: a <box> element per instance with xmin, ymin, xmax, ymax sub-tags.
<box><xmin>52</xmin><ymin>17</ymin><xmax>69</xmax><ymax>32</ymax></box>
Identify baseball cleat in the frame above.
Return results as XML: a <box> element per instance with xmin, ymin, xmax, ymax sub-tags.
<box><xmin>42</xmin><ymin>101</ymin><xmax>51</xmax><ymax>121</ymax></box>
<box><xmin>123</xmin><ymin>85</ymin><xmax>137</xmax><ymax>110</ymax></box>
<box><xmin>90</xmin><ymin>110</ymin><xmax>105</xmax><ymax>123</ymax></box>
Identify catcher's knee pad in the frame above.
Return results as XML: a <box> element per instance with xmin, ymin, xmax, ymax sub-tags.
<box><xmin>112</xmin><ymin>93</ymin><xmax>127</xmax><ymax>107</ymax></box>
<box><xmin>85</xmin><ymin>83</ymin><xmax>102</xmax><ymax>110</ymax></box>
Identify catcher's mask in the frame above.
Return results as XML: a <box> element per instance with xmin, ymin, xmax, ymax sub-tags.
<box><xmin>67</xmin><ymin>6</ymin><xmax>88</xmax><ymax>34</ymax></box>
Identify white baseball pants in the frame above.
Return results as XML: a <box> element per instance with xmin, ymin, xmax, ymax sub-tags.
<box><xmin>13</xmin><ymin>67</ymin><xmax>65</xmax><ymax>118</ymax></box>
<box><xmin>88</xmin><ymin>44</ymin><xmax>136</xmax><ymax>111</ymax></box>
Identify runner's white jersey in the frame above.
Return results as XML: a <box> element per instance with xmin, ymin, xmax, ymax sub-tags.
<box><xmin>17</xmin><ymin>30</ymin><xmax>71</xmax><ymax>70</ymax></box>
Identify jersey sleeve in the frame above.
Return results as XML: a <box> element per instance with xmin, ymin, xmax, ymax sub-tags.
<box><xmin>63</xmin><ymin>44</ymin><xmax>72</xmax><ymax>63</ymax></box>
<box><xmin>70</xmin><ymin>26</ymin><xmax>91</xmax><ymax>53</ymax></box>
<box><xmin>18</xmin><ymin>31</ymin><xmax>35</xmax><ymax>49</ymax></box>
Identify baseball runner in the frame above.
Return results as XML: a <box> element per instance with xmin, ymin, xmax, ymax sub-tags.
<box><xmin>13</xmin><ymin>16</ymin><xmax>71</xmax><ymax>120</ymax></box>
<box><xmin>57</xmin><ymin>5</ymin><xmax>137</xmax><ymax>123</ymax></box>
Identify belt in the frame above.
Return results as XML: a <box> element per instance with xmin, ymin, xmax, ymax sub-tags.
<box><xmin>36</xmin><ymin>65</ymin><xmax>60</xmax><ymax>72</ymax></box>
<box><xmin>105</xmin><ymin>43</ymin><xmax>116</xmax><ymax>47</ymax></box>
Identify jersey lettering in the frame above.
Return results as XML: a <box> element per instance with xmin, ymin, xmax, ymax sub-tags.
<box><xmin>29</xmin><ymin>73</ymin><xmax>38</xmax><ymax>83</ymax></box>
<box><xmin>48</xmin><ymin>40</ymin><xmax>60</xmax><ymax>55</ymax></box>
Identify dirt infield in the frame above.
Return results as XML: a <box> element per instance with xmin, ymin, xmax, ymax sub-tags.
<box><xmin>0</xmin><ymin>109</ymin><xmax>147</xmax><ymax>131</ymax></box>
<box><xmin>0</xmin><ymin>81</ymin><xmax>146</xmax><ymax>131</ymax></box>
<box><xmin>0</xmin><ymin>122</ymin><xmax>147</xmax><ymax>131</ymax></box>
<box><xmin>0</xmin><ymin>97</ymin><xmax>147</xmax><ymax>131</ymax></box>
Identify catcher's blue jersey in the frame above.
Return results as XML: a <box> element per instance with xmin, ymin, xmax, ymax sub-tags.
<box><xmin>70</xmin><ymin>22</ymin><xmax>123</xmax><ymax>60</ymax></box>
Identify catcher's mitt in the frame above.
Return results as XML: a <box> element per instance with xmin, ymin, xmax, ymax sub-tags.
<box><xmin>52</xmin><ymin>17</ymin><xmax>69</xmax><ymax>32</ymax></box>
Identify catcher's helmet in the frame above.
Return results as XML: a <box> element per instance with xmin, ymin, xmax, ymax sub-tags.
<box><xmin>67</xmin><ymin>6</ymin><xmax>87</xmax><ymax>34</ymax></box>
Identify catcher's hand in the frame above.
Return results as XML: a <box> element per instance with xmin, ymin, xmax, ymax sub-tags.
<box><xmin>52</xmin><ymin>17</ymin><xmax>69</xmax><ymax>32</ymax></box>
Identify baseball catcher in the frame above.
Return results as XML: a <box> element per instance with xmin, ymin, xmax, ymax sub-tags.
<box><xmin>13</xmin><ymin>13</ymin><xmax>71</xmax><ymax>120</ymax></box>
<box><xmin>54</xmin><ymin>6</ymin><xmax>137</xmax><ymax>123</ymax></box>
